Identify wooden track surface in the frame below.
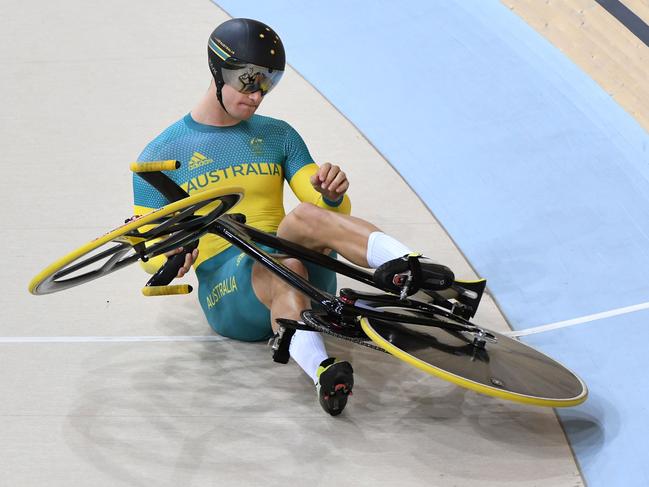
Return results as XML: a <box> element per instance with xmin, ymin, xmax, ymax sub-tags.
<box><xmin>503</xmin><ymin>0</ymin><xmax>649</xmax><ymax>131</ymax></box>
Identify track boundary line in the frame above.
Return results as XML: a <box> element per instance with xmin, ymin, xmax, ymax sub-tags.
<box><xmin>505</xmin><ymin>301</ymin><xmax>649</xmax><ymax>337</ymax></box>
<box><xmin>0</xmin><ymin>335</ymin><xmax>229</xmax><ymax>343</ymax></box>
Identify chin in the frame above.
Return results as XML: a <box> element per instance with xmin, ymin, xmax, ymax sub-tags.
<box><xmin>237</xmin><ymin>104</ymin><xmax>258</xmax><ymax>119</ymax></box>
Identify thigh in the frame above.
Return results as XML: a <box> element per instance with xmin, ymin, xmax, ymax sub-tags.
<box><xmin>196</xmin><ymin>245</ymin><xmax>338</xmax><ymax>341</ymax></box>
<box><xmin>196</xmin><ymin>248</ymin><xmax>272</xmax><ymax>342</ymax></box>
<box><xmin>251</xmin><ymin>250</ymin><xmax>338</xmax><ymax>302</ymax></box>
<box><xmin>303</xmin><ymin>253</ymin><xmax>338</xmax><ymax>296</ymax></box>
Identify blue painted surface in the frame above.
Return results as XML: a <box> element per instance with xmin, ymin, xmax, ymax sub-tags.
<box><xmin>525</xmin><ymin>311</ymin><xmax>649</xmax><ymax>487</ymax></box>
<box><xmin>214</xmin><ymin>1</ymin><xmax>649</xmax><ymax>485</ymax></box>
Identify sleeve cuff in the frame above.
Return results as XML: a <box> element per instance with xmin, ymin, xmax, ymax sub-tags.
<box><xmin>323</xmin><ymin>195</ymin><xmax>344</xmax><ymax>207</ymax></box>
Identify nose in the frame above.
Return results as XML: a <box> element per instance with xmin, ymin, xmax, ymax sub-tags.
<box><xmin>248</xmin><ymin>91</ymin><xmax>263</xmax><ymax>104</ymax></box>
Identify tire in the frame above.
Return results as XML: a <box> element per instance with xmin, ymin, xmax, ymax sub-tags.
<box><xmin>360</xmin><ymin>304</ymin><xmax>587</xmax><ymax>407</ymax></box>
<box><xmin>29</xmin><ymin>187</ymin><xmax>242</xmax><ymax>295</ymax></box>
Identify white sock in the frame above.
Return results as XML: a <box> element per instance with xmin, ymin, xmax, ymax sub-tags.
<box><xmin>366</xmin><ymin>231</ymin><xmax>413</xmax><ymax>268</ymax></box>
<box><xmin>289</xmin><ymin>329</ymin><xmax>328</xmax><ymax>384</ymax></box>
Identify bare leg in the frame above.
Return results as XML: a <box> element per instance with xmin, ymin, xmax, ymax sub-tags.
<box><xmin>250</xmin><ymin>204</ymin><xmax>381</xmax><ymax>366</ymax></box>
<box><xmin>256</xmin><ymin>202</ymin><xmax>423</xmax><ymax>322</ymax></box>
<box><xmin>256</xmin><ymin>202</ymin><xmax>385</xmax><ymax>327</ymax></box>
<box><xmin>250</xmin><ymin>205</ymin><xmax>395</xmax><ymax>409</ymax></box>
<box><xmin>252</xmin><ymin>257</ymin><xmax>309</xmax><ymax>333</ymax></box>
<box><xmin>276</xmin><ymin>202</ymin><xmax>381</xmax><ymax>267</ymax></box>
<box><xmin>252</xmin><ymin>257</ymin><xmax>328</xmax><ymax>384</ymax></box>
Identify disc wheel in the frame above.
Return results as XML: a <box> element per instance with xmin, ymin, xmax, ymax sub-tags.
<box><xmin>360</xmin><ymin>304</ymin><xmax>587</xmax><ymax>407</ymax></box>
<box><xmin>29</xmin><ymin>187</ymin><xmax>243</xmax><ymax>295</ymax></box>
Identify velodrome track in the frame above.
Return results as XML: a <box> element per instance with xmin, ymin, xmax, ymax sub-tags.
<box><xmin>3</xmin><ymin>1</ymin><xmax>647</xmax><ymax>485</ymax></box>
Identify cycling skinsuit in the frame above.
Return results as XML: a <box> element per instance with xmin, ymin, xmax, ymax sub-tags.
<box><xmin>133</xmin><ymin>113</ymin><xmax>351</xmax><ymax>341</ymax></box>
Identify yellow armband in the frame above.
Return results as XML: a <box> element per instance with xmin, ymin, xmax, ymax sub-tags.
<box><xmin>288</xmin><ymin>164</ymin><xmax>351</xmax><ymax>214</ymax></box>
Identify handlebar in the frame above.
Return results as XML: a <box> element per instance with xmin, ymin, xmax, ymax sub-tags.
<box><xmin>131</xmin><ymin>160</ymin><xmax>196</xmax><ymax>297</ymax></box>
<box><xmin>131</xmin><ymin>160</ymin><xmax>180</xmax><ymax>173</ymax></box>
<box><xmin>142</xmin><ymin>244</ymin><xmax>197</xmax><ymax>296</ymax></box>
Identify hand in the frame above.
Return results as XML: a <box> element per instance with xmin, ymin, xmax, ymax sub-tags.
<box><xmin>309</xmin><ymin>163</ymin><xmax>349</xmax><ymax>202</ymax></box>
<box><xmin>164</xmin><ymin>246</ymin><xmax>199</xmax><ymax>278</ymax></box>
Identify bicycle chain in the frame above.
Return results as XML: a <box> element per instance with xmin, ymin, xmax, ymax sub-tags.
<box><xmin>300</xmin><ymin>313</ymin><xmax>387</xmax><ymax>353</ymax></box>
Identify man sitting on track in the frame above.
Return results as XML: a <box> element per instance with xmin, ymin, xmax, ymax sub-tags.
<box><xmin>133</xmin><ymin>18</ymin><xmax>448</xmax><ymax>416</ymax></box>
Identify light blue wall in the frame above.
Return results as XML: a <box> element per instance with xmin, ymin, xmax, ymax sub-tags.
<box><xmin>214</xmin><ymin>1</ymin><xmax>649</xmax><ymax>485</ymax></box>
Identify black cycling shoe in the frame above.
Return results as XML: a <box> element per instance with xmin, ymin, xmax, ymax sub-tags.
<box><xmin>316</xmin><ymin>358</ymin><xmax>354</xmax><ymax>416</ymax></box>
<box><xmin>373</xmin><ymin>253</ymin><xmax>455</xmax><ymax>298</ymax></box>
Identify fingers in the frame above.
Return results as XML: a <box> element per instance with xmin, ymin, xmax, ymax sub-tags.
<box><xmin>311</xmin><ymin>162</ymin><xmax>331</xmax><ymax>189</ymax></box>
<box><xmin>162</xmin><ymin>247</ymin><xmax>199</xmax><ymax>278</ymax></box>
<box><xmin>327</xmin><ymin>170</ymin><xmax>349</xmax><ymax>195</ymax></box>
<box><xmin>164</xmin><ymin>247</ymin><xmax>197</xmax><ymax>260</ymax></box>
<box><xmin>164</xmin><ymin>246</ymin><xmax>184</xmax><ymax>258</ymax></box>
<box><xmin>318</xmin><ymin>163</ymin><xmax>333</xmax><ymax>185</ymax></box>
<box><xmin>311</xmin><ymin>163</ymin><xmax>349</xmax><ymax>197</ymax></box>
<box><xmin>177</xmin><ymin>248</ymin><xmax>199</xmax><ymax>278</ymax></box>
<box><xmin>321</xmin><ymin>165</ymin><xmax>339</xmax><ymax>189</ymax></box>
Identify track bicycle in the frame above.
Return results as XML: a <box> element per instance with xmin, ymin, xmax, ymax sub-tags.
<box><xmin>29</xmin><ymin>160</ymin><xmax>588</xmax><ymax>408</ymax></box>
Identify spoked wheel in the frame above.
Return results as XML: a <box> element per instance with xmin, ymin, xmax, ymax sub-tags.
<box><xmin>29</xmin><ymin>187</ymin><xmax>243</xmax><ymax>295</ymax></box>
<box><xmin>360</xmin><ymin>304</ymin><xmax>587</xmax><ymax>407</ymax></box>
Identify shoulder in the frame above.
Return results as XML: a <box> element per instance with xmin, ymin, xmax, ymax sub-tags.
<box><xmin>138</xmin><ymin>116</ymin><xmax>191</xmax><ymax>161</ymax></box>
<box><xmin>248</xmin><ymin>116</ymin><xmax>309</xmax><ymax>154</ymax></box>
<box><xmin>247</xmin><ymin>114</ymin><xmax>300</xmax><ymax>138</ymax></box>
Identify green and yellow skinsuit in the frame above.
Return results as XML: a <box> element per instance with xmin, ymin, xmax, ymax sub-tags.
<box><xmin>133</xmin><ymin>113</ymin><xmax>350</xmax><ymax>340</ymax></box>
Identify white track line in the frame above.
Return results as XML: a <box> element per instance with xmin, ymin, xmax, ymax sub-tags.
<box><xmin>4</xmin><ymin>301</ymin><xmax>648</xmax><ymax>342</ymax></box>
<box><xmin>0</xmin><ymin>335</ymin><xmax>229</xmax><ymax>344</ymax></box>
<box><xmin>505</xmin><ymin>301</ymin><xmax>649</xmax><ymax>337</ymax></box>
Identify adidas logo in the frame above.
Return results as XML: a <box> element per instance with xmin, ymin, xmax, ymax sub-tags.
<box><xmin>189</xmin><ymin>152</ymin><xmax>214</xmax><ymax>170</ymax></box>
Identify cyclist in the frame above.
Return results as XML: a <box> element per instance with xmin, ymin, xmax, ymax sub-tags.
<box><xmin>133</xmin><ymin>18</ymin><xmax>448</xmax><ymax>416</ymax></box>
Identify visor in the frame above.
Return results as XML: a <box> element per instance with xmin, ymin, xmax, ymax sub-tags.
<box><xmin>221</xmin><ymin>62</ymin><xmax>284</xmax><ymax>95</ymax></box>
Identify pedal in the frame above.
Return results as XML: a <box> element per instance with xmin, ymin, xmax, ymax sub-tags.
<box><xmin>451</xmin><ymin>302</ymin><xmax>473</xmax><ymax>320</ymax></box>
<box><xmin>373</xmin><ymin>254</ymin><xmax>454</xmax><ymax>298</ymax></box>
<box><xmin>452</xmin><ymin>279</ymin><xmax>487</xmax><ymax>318</ymax></box>
<box><xmin>399</xmin><ymin>271</ymin><xmax>415</xmax><ymax>300</ymax></box>
<box><xmin>269</xmin><ymin>319</ymin><xmax>314</xmax><ymax>364</ymax></box>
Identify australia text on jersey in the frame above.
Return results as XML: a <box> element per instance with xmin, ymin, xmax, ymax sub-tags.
<box><xmin>183</xmin><ymin>162</ymin><xmax>282</xmax><ymax>193</ymax></box>
<box><xmin>206</xmin><ymin>275</ymin><xmax>238</xmax><ymax>308</ymax></box>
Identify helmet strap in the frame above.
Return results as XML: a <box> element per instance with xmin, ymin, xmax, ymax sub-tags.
<box><xmin>215</xmin><ymin>79</ymin><xmax>229</xmax><ymax>114</ymax></box>
<box><xmin>209</xmin><ymin>56</ymin><xmax>230</xmax><ymax>114</ymax></box>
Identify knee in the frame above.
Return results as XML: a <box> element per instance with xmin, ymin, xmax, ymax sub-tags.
<box><xmin>286</xmin><ymin>202</ymin><xmax>330</xmax><ymax>232</ymax></box>
<box><xmin>278</xmin><ymin>258</ymin><xmax>308</xmax><ymax>279</ymax></box>
<box><xmin>269</xmin><ymin>258</ymin><xmax>308</xmax><ymax>300</ymax></box>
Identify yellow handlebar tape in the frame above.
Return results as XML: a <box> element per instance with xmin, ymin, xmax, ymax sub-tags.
<box><xmin>130</xmin><ymin>160</ymin><xmax>180</xmax><ymax>173</ymax></box>
<box><xmin>142</xmin><ymin>284</ymin><xmax>193</xmax><ymax>296</ymax></box>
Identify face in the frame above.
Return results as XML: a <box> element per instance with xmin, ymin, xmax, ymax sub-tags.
<box><xmin>220</xmin><ymin>84</ymin><xmax>264</xmax><ymax>121</ymax></box>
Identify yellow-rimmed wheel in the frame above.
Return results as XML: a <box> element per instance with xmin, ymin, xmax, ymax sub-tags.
<box><xmin>360</xmin><ymin>305</ymin><xmax>587</xmax><ymax>408</ymax></box>
<box><xmin>29</xmin><ymin>187</ymin><xmax>243</xmax><ymax>295</ymax></box>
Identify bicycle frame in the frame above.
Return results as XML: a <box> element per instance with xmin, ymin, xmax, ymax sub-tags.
<box><xmin>210</xmin><ymin>215</ymin><xmax>484</xmax><ymax>335</ymax></box>
<box><xmin>140</xmin><ymin>167</ymin><xmax>484</xmax><ymax>335</ymax></box>
<box><xmin>31</xmin><ymin>162</ymin><xmax>588</xmax><ymax>409</ymax></box>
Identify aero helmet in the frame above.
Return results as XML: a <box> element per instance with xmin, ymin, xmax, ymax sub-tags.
<box><xmin>208</xmin><ymin>18</ymin><xmax>285</xmax><ymax>112</ymax></box>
